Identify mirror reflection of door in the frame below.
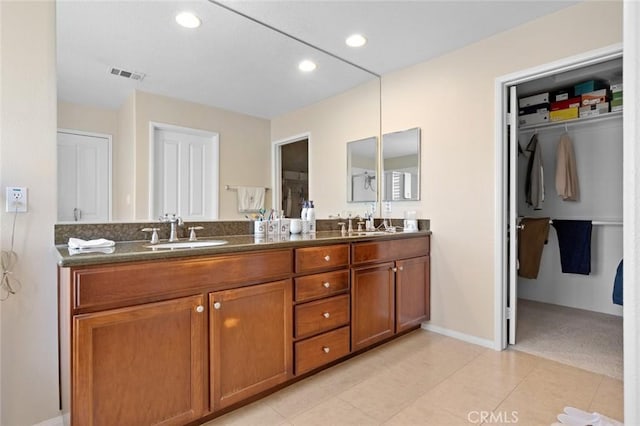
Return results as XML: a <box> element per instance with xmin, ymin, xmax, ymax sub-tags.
<box><xmin>57</xmin><ymin>130</ymin><xmax>111</xmax><ymax>222</ymax></box>
<box><xmin>151</xmin><ymin>125</ymin><xmax>219</xmax><ymax>221</ymax></box>
<box><xmin>279</xmin><ymin>139</ymin><xmax>308</xmax><ymax>218</ymax></box>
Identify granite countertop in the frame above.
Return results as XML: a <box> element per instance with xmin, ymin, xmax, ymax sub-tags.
<box><xmin>56</xmin><ymin>230</ymin><xmax>432</xmax><ymax>267</ymax></box>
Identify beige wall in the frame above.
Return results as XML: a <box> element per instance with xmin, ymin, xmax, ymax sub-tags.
<box><xmin>134</xmin><ymin>91</ymin><xmax>272</xmax><ymax>220</ymax></box>
<box><xmin>57</xmin><ymin>101</ymin><xmax>118</xmax><ymax>136</ymax></box>
<box><xmin>0</xmin><ymin>1</ymin><xmax>59</xmax><ymax>425</ymax></box>
<box><xmin>272</xmin><ymin>79</ymin><xmax>380</xmax><ymax>218</ymax></box>
<box><xmin>273</xmin><ymin>1</ymin><xmax>623</xmax><ymax>341</ymax></box>
<box><xmin>115</xmin><ymin>93</ymin><xmax>136</xmax><ymax>220</ymax></box>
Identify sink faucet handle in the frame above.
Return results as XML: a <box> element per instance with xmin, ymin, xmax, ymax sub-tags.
<box><xmin>357</xmin><ymin>221</ymin><xmax>365</xmax><ymax>232</ymax></box>
<box><xmin>188</xmin><ymin>226</ymin><xmax>204</xmax><ymax>241</ymax></box>
<box><xmin>337</xmin><ymin>222</ymin><xmax>346</xmax><ymax>234</ymax></box>
<box><xmin>141</xmin><ymin>227</ymin><xmax>160</xmax><ymax>244</ymax></box>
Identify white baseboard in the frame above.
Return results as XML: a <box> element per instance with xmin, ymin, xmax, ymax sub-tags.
<box><xmin>421</xmin><ymin>322</ymin><xmax>497</xmax><ymax>350</ymax></box>
<box><xmin>32</xmin><ymin>415</ymin><xmax>64</xmax><ymax>426</ymax></box>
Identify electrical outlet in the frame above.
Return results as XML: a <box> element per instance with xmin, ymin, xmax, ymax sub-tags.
<box><xmin>6</xmin><ymin>187</ymin><xmax>27</xmax><ymax>212</ymax></box>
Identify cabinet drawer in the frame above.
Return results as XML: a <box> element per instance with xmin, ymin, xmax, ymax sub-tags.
<box><xmin>72</xmin><ymin>249</ymin><xmax>292</xmax><ymax>311</ymax></box>
<box><xmin>295</xmin><ymin>326</ymin><xmax>350</xmax><ymax>375</ymax></box>
<box><xmin>295</xmin><ymin>270</ymin><xmax>349</xmax><ymax>302</ymax></box>
<box><xmin>352</xmin><ymin>236</ymin><xmax>429</xmax><ymax>265</ymax></box>
<box><xmin>295</xmin><ymin>294</ymin><xmax>349</xmax><ymax>338</ymax></box>
<box><xmin>295</xmin><ymin>244</ymin><xmax>349</xmax><ymax>273</ymax></box>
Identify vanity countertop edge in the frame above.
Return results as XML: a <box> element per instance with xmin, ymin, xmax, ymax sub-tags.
<box><xmin>56</xmin><ymin>230</ymin><xmax>432</xmax><ymax>267</ymax></box>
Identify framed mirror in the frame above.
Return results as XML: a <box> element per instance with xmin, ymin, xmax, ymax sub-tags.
<box><xmin>382</xmin><ymin>128</ymin><xmax>421</xmax><ymax>201</ymax></box>
<box><xmin>347</xmin><ymin>137</ymin><xmax>378</xmax><ymax>203</ymax></box>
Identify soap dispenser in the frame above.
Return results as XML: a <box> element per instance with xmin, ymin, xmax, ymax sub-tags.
<box><xmin>307</xmin><ymin>201</ymin><xmax>316</xmax><ymax>233</ymax></box>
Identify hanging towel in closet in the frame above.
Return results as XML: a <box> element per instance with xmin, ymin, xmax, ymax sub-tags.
<box><xmin>555</xmin><ymin>133</ymin><xmax>579</xmax><ymax>201</ymax></box>
<box><xmin>518</xmin><ymin>217</ymin><xmax>550</xmax><ymax>279</ymax></box>
<box><xmin>613</xmin><ymin>259</ymin><xmax>623</xmax><ymax>306</ymax></box>
<box><xmin>552</xmin><ymin>220</ymin><xmax>592</xmax><ymax>275</ymax></box>
<box><xmin>524</xmin><ymin>134</ymin><xmax>544</xmax><ymax>210</ymax></box>
<box><xmin>236</xmin><ymin>186</ymin><xmax>265</xmax><ymax>213</ymax></box>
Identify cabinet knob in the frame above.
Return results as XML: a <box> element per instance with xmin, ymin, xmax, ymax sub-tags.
<box><xmin>399</xmin><ymin>266</ymin><xmax>404</xmax><ymax>271</ymax></box>
<box><xmin>322</xmin><ymin>282</ymin><xmax>331</xmax><ymax>288</ymax></box>
<box><xmin>324</xmin><ymin>255</ymin><xmax>331</xmax><ymax>262</ymax></box>
<box><xmin>322</xmin><ymin>312</ymin><xmax>330</xmax><ymax>319</ymax></box>
<box><xmin>195</xmin><ymin>305</ymin><xmax>204</xmax><ymax>313</ymax></box>
<box><xmin>322</xmin><ymin>346</ymin><xmax>330</xmax><ymax>353</ymax></box>
<box><xmin>392</xmin><ymin>267</ymin><xmax>398</xmax><ymax>272</ymax></box>
<box><xmin>213</xmin><ymin>302</ymin><xmax>221</xmax><ymax>310</ymax></box>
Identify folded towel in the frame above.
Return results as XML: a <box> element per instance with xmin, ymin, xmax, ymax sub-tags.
<box><xmin>68</xmin><ymin>238</ymin><xmax>115</xmax><ymax>249</ymax></box>
<box><xmin>518</xmin><ymin>217</ymin><xmax>550</xmax><ymax>279</ymax></box>
<box><xmin>236</xmin><ymin>186</ymin><xmax>265</xmax><ymax>213</ymax></box>
<box><xmin>552</xmin><ymin>220</ymin><xmax>592</xmax><ymax>275</ymax></box>
<box><xmin>69</xmin><ymin>246</ymin><xmax>115</xmax><ymax>255</ymax></box>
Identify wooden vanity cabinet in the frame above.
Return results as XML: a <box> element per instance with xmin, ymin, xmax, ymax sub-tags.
<box><xmin>210</xmin><ymin>280</ymin><xmax>293</xmax><ymax>410</ymax></box>
<box><xmin>351</xmin><ymin>236</ymin><xmax>430</xmax><ymax>351</ymax></box>
<box><xmin>72</xmin><ymin>295</ymin><xmax>206</xmax><ymax>426</ymax></box>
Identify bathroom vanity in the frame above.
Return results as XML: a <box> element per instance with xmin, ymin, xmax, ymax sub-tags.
<box><xmin>57</xmin><ymin>230</ymin><xmax>430</xmax><ymax>425</ymax></box>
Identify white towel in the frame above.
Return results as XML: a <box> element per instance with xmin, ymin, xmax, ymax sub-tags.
<box><xmin>68</xmin><ymin>237</ymin><xmax>115</xmax><ymax>249</ymax></box>
<box><xmin>69</xmin><ymin>246</ymin><xmax>115</xmax><ymax>255</ymax></box>
<box><xmin>236</xmin><ymin>186</ymin><xmax>265</xmax><ymax>213</ymax></box>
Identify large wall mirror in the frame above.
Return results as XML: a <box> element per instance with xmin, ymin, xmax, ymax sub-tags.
<box><xmin>56</xmin><ymin>1</ymin><xmax>380</xmax><ymax>223</ymax></box>
<box><xmin>382</xmin><ymin>128</ymin><xmax>421</xmax><ymax>201</ymax></box>
<box><xmin>347</xmin><ymin>136</ymin><xmax>377</xmax><ymax>203</ymax></box>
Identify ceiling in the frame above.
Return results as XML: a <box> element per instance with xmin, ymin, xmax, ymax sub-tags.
<box><xmin>57</xmin><ymin>0</ymin><xmax>580</xmax><ymax>119</ymax></box>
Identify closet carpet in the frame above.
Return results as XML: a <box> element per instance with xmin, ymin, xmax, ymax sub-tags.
<box><xmin>514</xmin><ymin>299</ymin><xmax>623</xmax><ymax>380</ymax></box>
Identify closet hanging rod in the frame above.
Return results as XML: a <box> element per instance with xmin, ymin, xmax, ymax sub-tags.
<box><xmin>519</xmin><ymin>110</ymin><xmax>622</xmax><ymax>133</ymax></box>
<box><xmin>549</xmin><ymin>220</ymin><xmax>623</xmax><ymax>226</ymax></box>
<box><xmin>225</xmin><ymin>185</ymin><xmax>270</xmax><ymax>191</ymax></box>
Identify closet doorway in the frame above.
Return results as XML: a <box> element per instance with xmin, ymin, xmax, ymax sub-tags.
<box><xmin>496</xmin><ymin>45</ymin><xmax>624</xmax><ymax>379</ymax></box>
<box><xmin>272</xmin><ymin>134</ymin><xmax>309</xmax><ymax>219</ymax></box>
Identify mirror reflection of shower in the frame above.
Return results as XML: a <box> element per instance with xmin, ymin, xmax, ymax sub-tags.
<box><xmin>347</xmin><ymin>136</ymin><xmax>378</xmax><ymax>203</ymax></box>
<box><xmin>280</xmin><ymin>139</ymin><xmax>309</xmax><ymax>218</ymax></box>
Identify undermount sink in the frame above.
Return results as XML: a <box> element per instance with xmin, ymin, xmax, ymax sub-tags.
<box><xmin>349</xmin><ymin>231</ymin><xmax>388</xmax><ymax>237</ymax></box>
<box><xmin>146</xmin><ymin>240</ymin><xmax>228</xmax><ymax>249</ymax></box>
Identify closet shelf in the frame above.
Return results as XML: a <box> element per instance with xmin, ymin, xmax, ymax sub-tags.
<box><xmin>519</xmin><ymin>110</ymin><xmax>622</xmax><ymax>133</ymax></box>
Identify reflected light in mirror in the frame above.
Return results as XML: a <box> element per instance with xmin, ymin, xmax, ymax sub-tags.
<box><xmin>175</xmin><ymin>11</ymin><xmax>201</xmax><ymax>29</ymax></box>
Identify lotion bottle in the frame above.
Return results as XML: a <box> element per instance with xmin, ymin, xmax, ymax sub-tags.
<box><xmin>307</xmin><ymin>201</ymin><xmax>316</xmax><ymax>233</ymax></box>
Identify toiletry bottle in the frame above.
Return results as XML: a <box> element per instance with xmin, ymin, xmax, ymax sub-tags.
<box><xmin>301</xmin><ymin>201</ymin><xmax>308</xmax><ymax>221</ymax></box>
<box><xmin>307</xmin><ymin>201</ymin><xmax>316</xmax><ymax>233</ymax></box>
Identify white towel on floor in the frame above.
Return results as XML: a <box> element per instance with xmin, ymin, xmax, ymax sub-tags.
<box><xmin>68</xmin><ymin>237</ymin><xmax>115</xmax><ymax>249</ymax></box>
<box><xmin>236</xmin><ymin>186</ymin><xmax>265</xmax><ymax>213</ymax></box>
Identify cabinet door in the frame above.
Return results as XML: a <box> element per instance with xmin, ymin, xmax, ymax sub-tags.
<box><xmin>73</xmin><ymin>295</ymin><xmax>206</xmax><ymax>426</ymax></box>
<box><xmin>210</xmin><ymin>280</ymin><xmax>293</xmax><ymax>410</ymax></box>
<box><xmin>396</xmin><ymin>256</ymin><xmax>430</xmax><ymax>333</ymax></box>
<box><xmin>351</xmin><ymin>263</ymin><xmax>395</xmax><ymax>351</ymax></box>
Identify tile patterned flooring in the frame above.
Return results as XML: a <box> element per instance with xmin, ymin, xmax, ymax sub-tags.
<box><xmin>205</xmin><ymin>330</ymin><xmax>624</xmax><ymax>425</ymax></box>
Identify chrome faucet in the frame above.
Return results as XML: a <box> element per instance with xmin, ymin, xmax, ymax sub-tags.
<box><xmin>160</xmin><ymin>213</ymin><xmax>184</xmax><ymax>242</ymax></box>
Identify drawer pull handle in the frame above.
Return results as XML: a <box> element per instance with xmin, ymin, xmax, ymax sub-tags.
<box><xmin>213</xmin><ymin>302</ymin><xmax>221</xmax><ymax>310</ymax></box>
<box><xmin>322</xmin><ymin>346</ymin><xmax>330</xmax><ymax>353</ymax></box>
<box><xmin>195</xmin><ymin>305</ymin><xmax>204</xmax><ymax>313</ymax></box>
<box><xmin>323</xmin><ymin>282</ymin><xmax>331</xmax><ymax>288</ymax></box>
<box><xmin>324</xmin><ymin>255</ymin><xmax>331</xmax><ymax>262</ymax></box>
<box><xmin>322</xmin><ymin>312</ymin><xmax>330</xmax><ymax>319</ymax></box>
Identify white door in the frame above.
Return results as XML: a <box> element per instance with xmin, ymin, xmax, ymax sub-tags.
<box><xmin>153</xmin><ymin>128</ymin><xmax>218</xmax><ymax>220</ymax></box>
<box><xmin>57</xmin><ymin>130</ymin><xmax>111</xmax><ymax>222</ymax></box>
<box><xmin>508</xmin><ymin>85</ymin><xmax>519</xmax><ymax>345</ymax></box>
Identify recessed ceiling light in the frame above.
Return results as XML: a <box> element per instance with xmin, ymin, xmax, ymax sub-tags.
<box><xmin>346</xmin><ymin>34</ymin><xmax>367</xmax><ymax>48</ymax></box>
<box><xmin>298</xmin><ymin>60</ymin><xmax>317</xmax><ymax>72</ymax></box>
<box><xmin>176</xmin><ymin>11</ymin><xmax>201</xmax><ymax>29</ymax></box>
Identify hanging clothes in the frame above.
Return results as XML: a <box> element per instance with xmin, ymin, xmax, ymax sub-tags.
<box><xmin>524</xmin><ymin>133</ymin><xmax>544</xmax><ymax>210</ymax></box>
<box><xmin>552</xmin><ymin>220</ymin><xmax>592</xmax><ymax>275</ymax></box>
<box><xmin>613</xmin><ymin>259</ymin><xmax>623</xmax><ymax>306</ymax></box>
<box><xmin>555</xmin><ymin>133</ymin><xmax>579</xmax><ymax>201</ymax></box>
<box><xmin>518</xmin><ymin>217</ymin><xmax>550</xmax><ymax>279</ymax></box>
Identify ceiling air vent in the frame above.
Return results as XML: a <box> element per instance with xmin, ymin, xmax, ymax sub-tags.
<box><xmin>109</xmin><ymin>67</ymin><xmax>145</xmax><ymax>81</ymax></box>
